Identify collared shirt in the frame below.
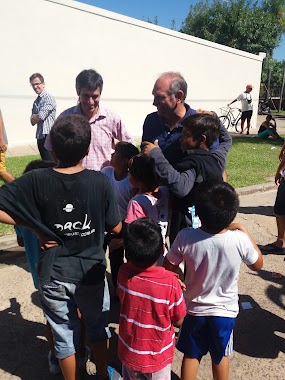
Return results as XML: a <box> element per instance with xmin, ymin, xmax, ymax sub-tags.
<box><xmin>142</xmin><ymin>103</ymin><xmax>196</xmax><ymax>166</ymax></box>
<box><xmin>45</xmin><ymin>104</ymin><xmax>134</xmax><ymax>171</ymax></box>
<box><xmin>31</xmin><ymin>91</ymin><xmax>56</xmax><ymax>139</ymax></box>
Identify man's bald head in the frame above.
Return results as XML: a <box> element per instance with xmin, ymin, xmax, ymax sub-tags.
<box><xmin>157</xmin><ymin>72</ymin><xmax>188</xmax><ymax>101</ymax></box>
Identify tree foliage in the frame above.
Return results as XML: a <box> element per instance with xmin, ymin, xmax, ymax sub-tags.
<box><xmin>261</xmin><ymin>57</ymin><xmax>285</xmax><ymax>96</ymax></box>
<box><xmin>180</xmin><ymin>0</ymin><xmax>285</xmax><ymax>56</ymax></box>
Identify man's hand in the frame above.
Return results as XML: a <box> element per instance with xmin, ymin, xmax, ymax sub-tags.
<box><xmin>30</xmin><ymin>114</ymin><xmax>41</xmax><ymax>126</ymax></box>
<box><xmin>196</xmin><ymin>109</ymin><xmax>213</xmax><ymax>116</ymax></box>
<box><xmin>141</xmin><ymin>140</ymin><xmax>159</xmax><ymax>155</ymax></box>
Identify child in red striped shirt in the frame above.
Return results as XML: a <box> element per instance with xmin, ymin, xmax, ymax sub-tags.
<box><xmin>117</xmin><ymin>218</ymin><xmax>186</xmax><ymax>380</ymax></box>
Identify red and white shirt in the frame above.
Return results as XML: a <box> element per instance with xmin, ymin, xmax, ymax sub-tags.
<box><xmin>117</xmin><ymin>262</ymin><xmax>186</xmax><ymax>373</ymax></box>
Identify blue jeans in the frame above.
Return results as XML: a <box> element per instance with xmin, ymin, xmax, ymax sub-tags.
<box><xmin>39</xmin><ymin>277</ymin><xmax>111</xmax><ymax>359</ymax></box>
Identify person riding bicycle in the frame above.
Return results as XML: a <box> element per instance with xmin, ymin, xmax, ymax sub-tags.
<box><xmin>228</xmin><ymin>84</ymin><xmax>253</xmax><ymax>135</ymax></box>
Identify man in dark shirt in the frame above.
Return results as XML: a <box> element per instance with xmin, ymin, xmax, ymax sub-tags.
<box><xmin>142</xmin><ymin>71</ymin><xmax>195</xmax><ymax>166</ymax></box>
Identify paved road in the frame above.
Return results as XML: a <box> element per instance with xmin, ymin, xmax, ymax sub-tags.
<box><xmin>0</xmin><ymin>186</ymin><xmax>284</xmax><ymax>380</ymax></box>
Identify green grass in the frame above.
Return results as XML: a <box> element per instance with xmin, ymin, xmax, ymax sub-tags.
<box><xmin>4</xmin><ymin>154</ymin><xmax>40</xmax><ymax>179</ymax></box>
<box><xmin>0</xmin><ymin>154</ymin><xmax>40</xmax><ymax>236</ymax></box>
<box><xmin>271</xmin><ymin>110</ymin><xmax>285</xmax><ymax>117</ymax></box>
<box><xmin>0</xmin><ymin>139</ymin><xmax>283</xmax><ymax>236</ymax></box>
<box><xmin>227</xmin><ymin>136</ymin><xmax>282</xmax><ymax>188</ymax></box>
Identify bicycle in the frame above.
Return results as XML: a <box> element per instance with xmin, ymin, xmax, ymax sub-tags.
<box><xmin>219</xmin><ymin>106</ymin><xmax>242</xmax><ymax>132</ymax></box>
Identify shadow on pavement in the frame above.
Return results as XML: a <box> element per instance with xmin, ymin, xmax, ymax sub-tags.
<box><xmin>238</xmin><ymin>205</ymin><xmax>274</xmax><ymax>216</ymax></box>
<box><xmin>256</xmin><ymin>269</ymin><xmax>285</xmax><ymax>312</ymax></box>
<box><xmin>0</xmin><ymin>295</ymin><xmax>58</xmax><ymax>380</ymax></box>
<box><xmin>0</xmin><ymin>249</ymin><xmax>30</xmax><ymax>272</ymax></box>
<box><xmin>235</xmin><ymin>294</ymin><xmax>285</xmax><ymax>358</ymax></box>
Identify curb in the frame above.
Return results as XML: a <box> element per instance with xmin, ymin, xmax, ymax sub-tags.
<box><xmin>0</xmin><ymin>233</ymin><xmax>18</xmax><ymax>250</ymax></box>
<box><xmin>235</xmin><ymin>180</ymin><xmax>276</xmax><ymax>196</ymax></box>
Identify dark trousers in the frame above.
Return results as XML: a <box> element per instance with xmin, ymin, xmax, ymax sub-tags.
<box><xmin>109</xmin><ymin>246</ymin><xmax>125</xmax><ymax>288</ymax></box>
<box><xmin>104</xmin><ymin>233</ymin><xmax>124</xmax><ymax>288</ymax></box>
<box><xmin>37</xmin><ymin>136</ymin><xmax>53</xmax><ymax>161</ymax></box>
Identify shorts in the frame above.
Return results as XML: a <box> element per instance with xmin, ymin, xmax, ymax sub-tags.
<box><xmin>39</xmin><ymin>277</ymin><xmax>111</xmax><ymax>359</ymax></box>
<box><xmin>274</xmin><ymin>178</ymin><xmax>285</xmax><ymax>216</ymax></box>
<box><xmin>122</xmin><ymin>364</ymin><xmax>171</xmax><ymax>380</ymax></box>
<box><xmin>0</xmin><ymin>146</ymin><xmax>7</xmax><ymax>172</ymax></box>
<box><xmin>176</xmin><ymin>314</ymin><xmax>235</xmax><ymax>364</ymax></box>
<box><xmin>241</xmin><ymin>110</ymin><xmax>253</xmax><ymax>121</ymax></box>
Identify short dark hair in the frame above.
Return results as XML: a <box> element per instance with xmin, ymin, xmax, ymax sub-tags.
<box><xmin>50</xmin><ymin>114</ymin><xmax>91</xmax><ymax>166</ymax></box>
<box><xmin>115</xmin><ymin>142</ymin><xmax>139</xmax><ymax>160</ymax></box>
<box><xmin>128</xmin><ymin>155</ymin><xmax>159</xmax><ymax>192</ymax></box>
<box><xmin>195</xmin><ymin>181</ymin><xmax>239</xmax><ymax>233</ymax></box>
<box><xmin>24</xmin><ymin>160</ymin><xmax>56</xmax><ymax>173</ymax></box>
<box><xmin>182</xmin><ymin>114</ymin><xmax>220</xmax><ymax>149</ymax></box>
<box><xmin>29</xmin><ymin>73</ymin><xmax>44</xmax><ymax>83</ymax></box>
<box><xmin>76</xmin><ymin>69</ymin><xmax>103</xmax><ymax>95</ymax></box>
<box><xmin>124</xmin><ymin>218</ymin><xmax>163</xmax><ymax>268</ymax></box>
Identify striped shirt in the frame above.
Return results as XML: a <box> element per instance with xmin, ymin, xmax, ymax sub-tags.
<box><xmin>45</xmin><ymin>104</ymin><xmax>134</xmax><ymax>171</ymax></box>
<box><xmin>117</xmin><ymin>262</ymin><xmax>186</xmax><ymax>373</ymax></box>
<box><xmin>31</xmin><ymin>91</ymin><xmax>56</xmax><ymax>139</ymax></box>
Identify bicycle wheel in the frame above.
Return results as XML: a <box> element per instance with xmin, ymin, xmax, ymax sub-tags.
<box><xmin>235</xmin><ymin>116</ymin><xmax>242</xmax><ymax>132</ymax></box>
<box><xmin>219</xmin><ymin>116</ymin><xmax>230</xmax><ymax>129</ymax></box>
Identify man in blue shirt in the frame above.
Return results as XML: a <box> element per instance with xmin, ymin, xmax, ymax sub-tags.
<box><xmin>142</xmin><ymin>72</ymin><xmax>196</xmax><ymax>166</ymax></box>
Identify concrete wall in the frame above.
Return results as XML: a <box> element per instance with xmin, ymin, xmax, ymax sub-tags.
<box><xmin>0</xmin><ymin>0</ymin><xmax>264</xmax><ymax>147</ymax></box>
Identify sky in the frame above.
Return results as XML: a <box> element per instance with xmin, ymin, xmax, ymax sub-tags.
<box><xmin>78</xmin><ymin>0</ymin><xmax>284</xmax><ymax>61</ymax></box>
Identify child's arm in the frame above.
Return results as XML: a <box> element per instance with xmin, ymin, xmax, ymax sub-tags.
<box><xmin>275</xmin><ymin>152</ymin><xmax>285</xmax><ymax>185</ymax></box>
<box><xmin>164</xmin><ymin>257</ymin><xmax>179</xmax><ymax>272</ymax></box>
<box><xmin>142</xmin><ymin>142</ymin><xmax>197</xmax><ymax>198</ymax></box>
<box><xmin>164</xmin><ymin>257</ymin><xmax>187</xmax><ymax>291</ymax></box>
<box><xmin>108</xmin><ymin>221</ymin><xmax>122</xmax><ymax>235</ymax></box>
<box><xmin>0</xmin><ymin>210</ymin><xmax>17</xmax><ymax>225</ymax></box>
<box><xmin>228</xmin><ymin>222</ymin><xmax>263</xmax><ymax>271</ymax></box>
<box><xmin>173</xmin><ymin>317</ymin><xmax>184</xmax><ymax>328</ymax></box>
<box><xmin>279</xmin><ymin>140</ymin><xmax>285</xmax><ymax>161</ymax></box>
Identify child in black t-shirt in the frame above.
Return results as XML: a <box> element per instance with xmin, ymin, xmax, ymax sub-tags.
<box><xmin>0</xmin><ymin>114</ymin><xmax>122</xmax><ymax>380</ymax></box>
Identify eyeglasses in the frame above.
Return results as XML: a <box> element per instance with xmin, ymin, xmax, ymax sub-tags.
<box><xmin>31</xmin><ymin>82</ymin><xmax>42</xmax><ymax>88</ymax></box>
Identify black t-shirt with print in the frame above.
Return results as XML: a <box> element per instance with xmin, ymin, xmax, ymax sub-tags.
<box><xmin>0</xmin><ymin>168</ymin><xmax>121</xmax><ymax>284</ymax></box>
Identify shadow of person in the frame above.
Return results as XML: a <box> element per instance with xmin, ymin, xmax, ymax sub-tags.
<box><xmin>234</xmin><ymin>294</ymin><xmax>285</xmax><ymax>358</ymax></box>
<box><xmin>255</xmin><ymin>269</ymin><xmax>285</xmax><ymax>311</ymax></box>
<box><xmin>0</xmin><ymin>297</ymin><xmax>60</xmax><ymax>379</ymax></box>
<box><xmin>238</xmin><ymin>205</ymin><xmax>274</xmax><ymax>216</ymax></box>
<box><xmin>0</xmin><ymin>248</ymin><xmax>29</xmax><ymax>271</ymax></box>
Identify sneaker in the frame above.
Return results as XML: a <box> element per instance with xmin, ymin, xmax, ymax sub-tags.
<box><xmin>107</xmin><ymin>366</ymin><xmax>122</xmax><ymax>380</ymax></box>
<box><xmin>79</xmin><ymin>346</ymin><xmax>96</xmax><ymax>376</ymax></box>
<box><xmin>48</xmin><ymin>351</ymin><xmax>61</xmax><ymax>375</ymax></box>
<box><xmin>246</xmin><ymin>131</ymin><xmax>249</xmax><ymax>135</ymax></box>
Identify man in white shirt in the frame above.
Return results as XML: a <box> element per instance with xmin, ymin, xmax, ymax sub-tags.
<box><xmin>228</xmin><ymin>84</ymin><xmax>253</xmax><ymax>135</ymax></box>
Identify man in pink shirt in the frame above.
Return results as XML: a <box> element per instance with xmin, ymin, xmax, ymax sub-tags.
<box><xmin>45</xmin><ymin>69</ymin><xmax>133</xmax><ymax>170</ymax></box>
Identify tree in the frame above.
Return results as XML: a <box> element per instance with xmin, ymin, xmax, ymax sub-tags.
<box><xmin>261</xmin><ymin>57</ymin><xmax>285</xmax><ymax>97</ymax></box>
<box><xmin>180</xmin><ymin>0</ymin><xmax>285</xmax><ymax>56</ymax></box>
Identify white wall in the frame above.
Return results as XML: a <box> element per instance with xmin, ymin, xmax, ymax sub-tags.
<box><xmin>0</xmin><ymin>0</ymin><xmax>264</xmax><ymax>147</ymax></box>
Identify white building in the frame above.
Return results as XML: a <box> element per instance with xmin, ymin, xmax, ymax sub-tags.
<box><xmin>0</xmin><ymin>0</ymin><xmax>264</xmax><ymax>147</ymax></box>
